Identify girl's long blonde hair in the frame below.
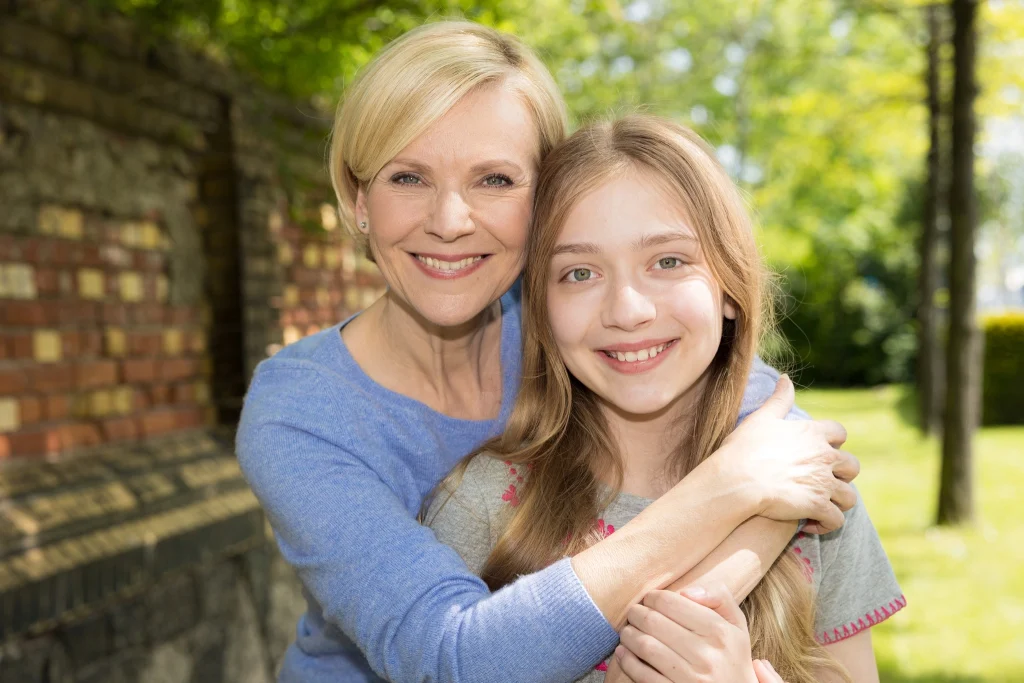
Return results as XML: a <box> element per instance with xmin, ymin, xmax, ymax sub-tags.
<box><xmin>433</xmin><ymin>116</ymin><xmax>849</xmax><ymax>683</ymax></box>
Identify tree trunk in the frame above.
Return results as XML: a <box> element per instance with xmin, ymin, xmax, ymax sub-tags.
<box><xmin>917</xmin><ymin>3</ymin><xmax>945</xmax><ymax>436</ymax></box>
<box><xmin>938</xmin><ymin>0</ymin><xmax>979</xmax><ymax>525</ymax></box>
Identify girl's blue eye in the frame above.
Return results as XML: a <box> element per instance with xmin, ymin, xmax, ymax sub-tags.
<box><xmin>483</xmin><ymin>174</ymin><xmax>513</xmax><ymax>187</ymax></box>
<box><xmin>566</xmin><ymin>268</ymin><xmax>594</xmax><ymax>283</ymax></box>
<box><xmin>655</xmin><ymin>257</ymin><xmax>684</xmax><ymax>269</ymax></box>
<box><xmin>392</xmin><ymin>173</ymin><xmax>422</xmax><ymax>185</ymax></box>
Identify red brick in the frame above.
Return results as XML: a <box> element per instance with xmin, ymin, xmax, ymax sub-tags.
<box><xmin>35</xmin><ymin>268</ymin><xmax>60</xmax><ymax>295</ymax></box>
<box><xmin>0</xmin><ymin>235</ymin><xmax>16</xmax><ymax>260</ymax></box>
<box><xmin>79</xmin><ymin>330</ymin><xmax>102</xmax><ymax>355</ymax></box>
<box><xmin>167</xmin><ymin>307</ymin><xmax>197</xmax><ymax>325</ymax></box>
<box><xmin>9</xmin><ymin>334</ymin><xmax>32</xmax><ymax>359</ymax></box>
<box><xmin>160</xmin><ymin>358</ymin><xmax>197</xmax><ymax>382</ymax></box>
<box><xmin>4</xmin><ymin>301</ymin><xmax>50</xmax><ymax>326</ymax></box>
<box><xmin>171</xmin><ymin>383</ymin><xmax>195</xmax><ymax>404</ymax></box>
<box><xmin>8</xmin><ymin>427</ymin><xmax>63</xmax><ymax>456</ymax></box>
<box><xmin>139</xmin><ymin>410</ymin><xmax>177</xmax><ymax>437</ymax></box>
<box><xmin>177</xmin><ymin>407</ymin><xmax>206</xmax><ymax>429</ymax></box>
<box><xmin>61</xmin><ymin>331</ymin><xmax>80</xmax><ymax>357</ymax></box>
<box><xmin>28</xmin><ymin>364</ymin><xmax>75</xmax><ymax>393</ymax></box>
<box><xmin>75</xmin><ymin>360</ymin><xmax>118</xmax><ymax>389</ymax></box>
<box><xmin>150</xmin><ymin>384</ymin><xmax>170</xmax><ymax>405</ymax></box>
<box><xmin>81</xmin><ymin>244</ymin><xmax>103</xmax><ymax>267</ymax></box>
<box><xmin>122</xmin><ymin>358</ymin><xmax>157</xmax><ymax>383</ymax></box>
<box><xmin>45</xmin><ymin>394</ymin><xmax>70</xmax><ymax>420</ymax></box>
<box><xmin>102</xmin><ymin>303</ymin><xmax>127</xmax><ymax>325</ymax></box>
<box><xmin>60</xmin><ymin>422</ymin><xmax>102</xmax><ymax>450</ymax></box>
<box><xmin>101</xmin><ymin>416</ymin><xmax>137</xmax><ymax>442</ymax></box>
<box><xmin>18</xmin><ymin>396</ymin><xmax>43</xmax><ymax>424</ymax></box>
<box><xmin>21</xmin><ymin>238</ymin><xmax>50</xmax><ymax>264</ymax></box>
<box><xmin>0</xmin><ymin>367</ymin><xmax>29</xmax><ymax>395</ymax></box>
<box><xmin>0</xmin><ymin>435</ymin><xmax>9</xmax><ymax>459</ymax></box>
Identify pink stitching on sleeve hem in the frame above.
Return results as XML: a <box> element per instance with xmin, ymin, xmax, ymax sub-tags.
<box><xmin>817</xmin><ymin>594</ymin><xmax>907</xmax><ymax>645</ymax></box>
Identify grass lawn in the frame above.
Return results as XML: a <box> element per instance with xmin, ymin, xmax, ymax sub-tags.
<box><xmin>796</xmin><ymin>386</ymin><xmax>1024</xmax><ymax>683</ymax></box>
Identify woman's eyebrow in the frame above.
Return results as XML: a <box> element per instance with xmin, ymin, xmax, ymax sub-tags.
<box><xmin>470</xmin><ymin>160</ymin><xmax>527</xmax><ymax>174</ymax></box>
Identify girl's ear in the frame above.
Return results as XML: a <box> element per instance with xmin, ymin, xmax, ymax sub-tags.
<box><xmin>355</xmin><ymin>184</ymin><xmax>370</xmax><ymax>234</ymax></box>
<box><xmin>723</xmin><ymin>295</ymin><xmax>738</xmax><ymax>320</ymax></box>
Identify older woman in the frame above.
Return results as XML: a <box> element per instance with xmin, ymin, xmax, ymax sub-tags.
<box><xmin>236</xmin><ymin>21</ymin><xmax>858</xmax><ymax>683</ymax></box>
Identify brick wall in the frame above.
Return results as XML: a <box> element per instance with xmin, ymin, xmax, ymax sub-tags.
<box><xmin>0</xmin><ymin>0</ymin><xmax>385</xmax><ymax>457</ymax></box>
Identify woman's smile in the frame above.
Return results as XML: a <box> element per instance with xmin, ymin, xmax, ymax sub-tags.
<box><xmin>411</xmin><ymin>252</ymin><xmax>492</xmax><ymax>279</ymax></box>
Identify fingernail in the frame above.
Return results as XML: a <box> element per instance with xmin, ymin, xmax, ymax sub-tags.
<box><xmin>682</xmin><ymin>585</ymin><xmax>707</xmax><ymax>600</ymax></box>
<box><xmin>614</xmin><ymin>645</ymin><xmax>624</xmax><ymax>660</ymax></box>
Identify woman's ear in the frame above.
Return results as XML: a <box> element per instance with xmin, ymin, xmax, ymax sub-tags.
<box><xmin>723</xmin><ymin>295</ymin><xmax>738</xmax><ymax>320</ymax></box>
<box><xmin>355</xmin><ymin>184</ymin><xmax>370</xmax><ymax>234</ymax></box>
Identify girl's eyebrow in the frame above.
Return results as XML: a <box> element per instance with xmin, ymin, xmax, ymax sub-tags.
<box><xmin>552</xmin><ymin>230</ymin><xmax>696</xmax><ymax>257</ymax></box>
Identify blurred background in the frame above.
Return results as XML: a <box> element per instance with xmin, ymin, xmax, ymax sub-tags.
<box><xmin>0</xmin><ymin>0</ymin><xmax>1021</xmax><ymax>681</ymax></box>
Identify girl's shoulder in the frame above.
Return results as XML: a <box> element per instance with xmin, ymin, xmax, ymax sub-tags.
<box><xmin>460</xmin><ymin>452</ymin><xmax>529</xmax><ymax>511</ymax></box>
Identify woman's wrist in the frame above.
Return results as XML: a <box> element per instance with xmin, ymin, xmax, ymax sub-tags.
<box><xmin>699</xmin><ymin>444</ymin><xmax>765</xmax><ymax>519</ymax></box>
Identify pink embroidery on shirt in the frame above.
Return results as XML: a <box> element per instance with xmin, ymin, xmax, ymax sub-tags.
<box><xmin>594</xmin><ymin>518</ymin><xmax>615</xmax><ymax>538</ymax></box>
<box><xmin>501</xmin><ymin>484</ymin><xmax>520</xmax><ymax>507</ymax></box>
<box><xmin>595</xmin><ymin>662</ymin><xmax>609</xmax><ymax>671</ymax></box>
<box><xmin>816</xmin><ymin>594</ymin><xmax>907</xmax><ymax>645</ymax></box>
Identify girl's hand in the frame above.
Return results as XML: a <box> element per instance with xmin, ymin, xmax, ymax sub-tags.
<box><xmin>714</xmin><ymin>375</ymin><xmax>860</xmax><ymax>533</ymax></box>
<box><xmin>753</xmin><ymin>659</ymin><xmax>788</xmax><ymax>683</ymax></box>
<box><xmin>614</xmin><ymin>583</ymin><xmax>759</xmax><ymax>683</ymax></box>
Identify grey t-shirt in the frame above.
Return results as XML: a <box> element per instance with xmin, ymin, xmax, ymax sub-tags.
<box><xmin>426</xmin><ymin>454</ymin><xmax>905</xmax><ymax>681</ymax></box>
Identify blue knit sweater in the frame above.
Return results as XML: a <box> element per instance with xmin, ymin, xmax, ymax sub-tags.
<box><xmin>236</xmin><ymin>284</ymin><xmax>792</xmax><ymax>683</ymax></box>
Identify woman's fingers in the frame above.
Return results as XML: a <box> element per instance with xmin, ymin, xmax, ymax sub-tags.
<box><xmin>755</xmin><ymin>376</ymin><xmax>795</xmax><ymax>419</ymax></box>
<box><xmin>816</xmin><ymin>419</ymin><xmax>847</xmax><ymax>448</ymax></box>
<box><xmin>831</xmin><ymin>480</ymin><xmax>857</xmax><ymax>512</ymax></box>
<box><xmin>809</xmin><ymin>498</ymin><xmax>846</xmax><ymax>534</ymax></box>
<box><xmin>616</xmin><ymin>645</ymin><xmax>675</xmax><ymax>683</ymax></box>
<box><xmin>832</xmin><ymin>450</ymin><xmax>861</xmax><ymax>483</ymax></box>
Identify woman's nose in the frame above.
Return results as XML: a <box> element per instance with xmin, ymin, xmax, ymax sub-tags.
<box><xmin>603</xmin><ymin>283</ymin><xmax>656</xmax><ymax>331</ymax></box>
<box><xmin>427</xmin><ymin>189</ymin><xmax>475</xmax><ymax>241</ymax></box>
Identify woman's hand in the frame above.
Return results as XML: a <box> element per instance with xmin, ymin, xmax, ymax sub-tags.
<box><xmin>713</xmin><ymin>375</ymin><xmax>860</xmax><ymax>533</ymax></box>
<box><xmin>613</xmin><ymin>583</ymin><xmax>760</xmax><ymax>683</ymax></box>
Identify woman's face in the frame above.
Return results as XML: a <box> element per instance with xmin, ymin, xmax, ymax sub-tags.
<box><xmin>546</xmin><ymin>172</ymin><xmax>737</xmax><ymax>419</ymax></box>
<box><xmin>356</xmin><ymin>84</ymin><xmax>539</xmax><ymax>328</ymax></box>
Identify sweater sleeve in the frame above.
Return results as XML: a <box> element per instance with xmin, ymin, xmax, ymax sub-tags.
<box><xmin>236</xmin><ymin>366</ymin><xmax>618</xmax><ymax>683</ymax></box>
<box><xmin>740</xmin><ymin>356</ymin><xmax>811</xmax><ymax>421</ymax></box>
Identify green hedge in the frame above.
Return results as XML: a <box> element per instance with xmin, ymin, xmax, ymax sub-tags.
<box><xmin>982</xmin><ymin>312</ymin><xmax>1024</xmax><ymax>426</ymax></box>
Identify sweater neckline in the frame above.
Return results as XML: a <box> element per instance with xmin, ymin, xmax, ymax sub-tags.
<box><xmin>329</xmin><ymin>291</ymin><xmax>517</xmax><ymax>427</ymax></box>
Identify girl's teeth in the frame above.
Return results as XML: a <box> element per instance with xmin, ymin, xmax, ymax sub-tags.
<box><xmin>606</xmin><ymin>342</ymin><xmax>671</xmax><ymax>363</ymax></box>
<box><xmin>637</xmin><ymin>349</ymin><xmax>649</xmax><ymax>362</ymax></box>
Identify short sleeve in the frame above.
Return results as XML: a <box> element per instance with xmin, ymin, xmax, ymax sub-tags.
<box><xmin>425</xmin><ymin>455</ymin><xmax>506</xmax><ymax>576</ymax></box>
<box><xmin>813</xmin><ymin>488</ymin><xmax>905</xmax><ymax>645</ymax></box>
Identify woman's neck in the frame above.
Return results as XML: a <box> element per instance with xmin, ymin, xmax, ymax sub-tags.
<box><xmin>342</xmin><ymin>291</ymin><xmax>504</xmax><ymax>420</ymax></box>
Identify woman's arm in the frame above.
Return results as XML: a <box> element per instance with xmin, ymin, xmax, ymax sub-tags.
<box><xmin>239</xmin><ymin>367</ymin><xmax>851</xmax><ymax>683</ymax></box>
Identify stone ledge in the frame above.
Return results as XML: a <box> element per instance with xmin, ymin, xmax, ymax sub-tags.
<box><xmin>0</xmin><ymin>428</ymin><xmax>266</xmax><ymax>644</ymax></box>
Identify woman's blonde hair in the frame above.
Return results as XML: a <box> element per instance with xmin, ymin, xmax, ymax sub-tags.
<box><xmin>432</xmin><ymin>115</ymin><xmax>849</xmax><ymax>683</ymax></box>
<box><xmin>329</xmin><ymin>20</ymin><xmax>568</xmax><ymax>253</ymax></box>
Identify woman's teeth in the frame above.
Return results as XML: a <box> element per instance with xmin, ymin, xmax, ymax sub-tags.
<box><xmin>604</xmin><ymin>342</ymin><xmax>670</xmax><ymax>363</ymax></box>
<box><xmin>416</xmin><ymin>255</ymin><xmax>484</xmax><ymax>272</ymax></box>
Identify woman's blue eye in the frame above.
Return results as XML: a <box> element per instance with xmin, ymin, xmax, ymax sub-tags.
<box><xmin>655</xmin><ymin>257</ymin><xmax>683</xmax><ymax>269</ymax></box>
<box><xmin>483</xmin><ymin>174</ymin><xmax>513</xmax><ymax>187</ymax></box>
<box><xmin>566</xmin><ymin>268</ymin><xmax>594</xmax><ymax>282</ymax></box>
<box><xmin>392</xmin><ymin>173</ymin><xmax>422</xmax><ymax>185</ymax></box>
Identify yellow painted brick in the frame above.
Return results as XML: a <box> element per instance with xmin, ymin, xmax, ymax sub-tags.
<box><xmin>120</xmin><ymin>222</ymin><xmax>140</xmax><ymax>248</ymax></box>
<box><xmin>140</xmin><ymin>221</ymin><xmax>161</xmax><ymax>250</ymax></box>
<box><xmin>344</xmin><ymin>288</ymin><xmax>360</xmax><ymax>311</ymax></box>
<box><xmin>0</xmin><ymin>398</ymin><xmax>19</xmax><ymax>433</ymax></box>
<box><xmin>38</xmin><ymin>206</ymin><xmax>83</xmax><ymax>240</ymax></box>
<box><xmin>283</xmin><ymin>326</ymin><xmax>301</xmax><ymax>345</ymax></box>
<box><xmin>0</xmin><ymin>263</ymin><xmax>37</xmax><ymax>299</ymax></box>
<box><xmin>89</xmin><ymin>390</ymin><xmax>112</xmax><ymax>417</ymax></box>
<box><xmin>113</xmin><ymin>387</ymin><xmax>134</xmax><ymax>414</ymax></box>
<box><xmin>190</xmin><ymin>332</ymin><xmax>206</xmax><ymax>353</ymax></box>
<box><xmin>78</xmin><ymin>268</ymin><xmax>105</xmax><ymax>300</ymax></box>
<box><xmin>302</xmin><ymin>244</ymin><xmax>321</xmax><ymax>269</ymax></box>
<box><xmin>33</xmin><ymin>330</ymin><xmax>62</xmax><ymax>363</ymax></box>
<box><xmin>163</xmin><ymin>329</ymin><xmax>183</xmax><ymax>356</ymax></box>
<box><xmin>277</xmin><ymin>243</ymin><xmax>293</xmax><ymax>266</ymax></box>
<box><xmin>315</xmin><ymin>288</ymin><xmax>330</xmax><ymax>308</ymax></box>
<box><xmin>283</xmin><ymin>285</ymin><xmax>299</xmax><ymax>307</ymax></box>
<box><xmin>194</xmin><ymin>381</ymin><xmax>210</xmax><ymax>405</ymax></box>
<box><xmin>323</xmin><ymin>247</ymin><xmax>340</xmax><ymax>270</ymax></box>
<box><xmin>119</xmin><ymin>272</ymin><xmax>143</xmax><ymax>302</ymax></box>
<box><xmin>105</xmin><ymin>327</ymin><xmax>126</xmax><ymax>356</ymax></box>
<box><xmin>320</xmin><ymin>203</ymin><xmax>338</xmax><ymax>231</ymax></box>
<box><xmin>156</xmin><ymin>275</ymin><xmax>169</xmax><ymax>302</ymax></box>
<box><xmin>269</xmin><ymin>211</ymin><xmax>284</xmax><ymax>234</ymax></box>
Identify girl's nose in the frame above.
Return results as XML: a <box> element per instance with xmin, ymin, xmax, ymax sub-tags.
<box><xmin>603</xmin><ymin>283</ymin><xmax>656</xmax><ymax>331</ymax></box>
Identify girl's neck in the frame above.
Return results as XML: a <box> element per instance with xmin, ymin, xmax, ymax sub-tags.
<box><xmin>597</xmin><ymin>376</ymin><xmax>709</xmax><ymax>499</ymax></box>
<box><xmin>343</xmin><ymin>290</ymin><xmax>504</xmax><ymax>420</ymax></box>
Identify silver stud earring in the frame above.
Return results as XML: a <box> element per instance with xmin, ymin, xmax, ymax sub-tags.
<box><xmin>359</xmin><ymin>221</ymin><xmax>368</xmax><ymax>231</ymax></box>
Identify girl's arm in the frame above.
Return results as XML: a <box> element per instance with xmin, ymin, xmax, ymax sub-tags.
<box><xmin>824</xmin><ymin>631</ymin><xmax>879</xmax><ymax>683</ymax></box>
<box><xmin>239</xmin><ymin>367</ymin><xmax>851</xmax><ymax>683</ymax></box>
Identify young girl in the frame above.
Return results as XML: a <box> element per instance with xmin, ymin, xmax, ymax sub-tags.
<box><xmin>426</xmin><ymin>115</ymin><xmax>903</xmax><ymax>682</ymax></box>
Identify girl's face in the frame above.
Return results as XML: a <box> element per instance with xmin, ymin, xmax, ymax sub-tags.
<box><xmin>356</xmin><ymin>84</ymin><xmax>539</xmax><ymax>328</ymax></box>
<box><xmin>546</xmin><ymin>172</ymin><xmax>736</xmax><ymax>419</ymax></box>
